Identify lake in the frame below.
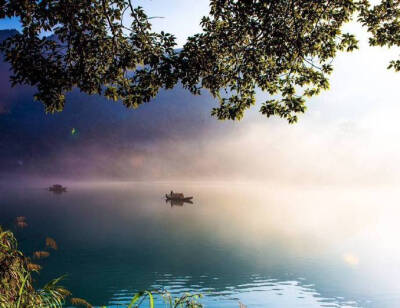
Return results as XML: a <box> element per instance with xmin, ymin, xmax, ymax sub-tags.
<box><xmin>1</xmin><ymin>182</ymin><xmax>399</xmax><ymax>307</ymax></box>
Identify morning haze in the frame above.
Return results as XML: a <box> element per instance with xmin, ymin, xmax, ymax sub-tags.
<box><xmin>1</xmin><ymin>1</ymin><xmax>400</xmax><ymax>308</ymax></box>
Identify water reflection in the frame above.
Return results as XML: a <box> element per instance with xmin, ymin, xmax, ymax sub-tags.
<box><xmin>108</xmin><ymin>275</ymin><xmax>360</xmax><ymax>307</ymax></box>
<box><xmin>1</xmin><ymin>182</ymin><xmax>400</xmax><ymax>307</ymax></box>
<box><xmin>166</xmin><ymin>198</ymin><xmax>194</xmax><ymax>207</ymax></box>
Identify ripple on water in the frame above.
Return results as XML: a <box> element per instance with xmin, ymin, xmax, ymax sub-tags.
<box><xmin>107</xmin><ymin>275</ymin><xmax>361</xmax><ymax>308</ymax></box>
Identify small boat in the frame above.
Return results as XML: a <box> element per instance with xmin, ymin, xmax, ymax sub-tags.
<box><xmin>165</xmin><ymin>191</ymin><xmax>193</xmax><ymax>201</ymax></box>
<box><xmin>48</xmin><ymin>184</ymin><xmax>67</xmax><ymax>193</ymax></box>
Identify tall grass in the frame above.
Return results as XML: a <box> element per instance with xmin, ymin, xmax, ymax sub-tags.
<box><xmin>0</xmin><ymin>226</ymin><xmax>70</xmax><ymax>307</ymax></box>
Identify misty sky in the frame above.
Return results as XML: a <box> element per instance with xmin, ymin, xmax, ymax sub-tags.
<box><xmin>1</xmin><ymin>2</ymin><xmax>400</xmax><ymax>185</ymax></box>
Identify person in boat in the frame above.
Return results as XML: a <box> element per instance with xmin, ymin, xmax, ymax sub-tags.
<box><xmin>166</xmin><ymin>191</ymin><xmax>193</xmax><ymax>200</ymax></box>
<box><xmin>49</xmin><ymin>184</ymin><xmax>67</xmax><ymax>193</ymax></box>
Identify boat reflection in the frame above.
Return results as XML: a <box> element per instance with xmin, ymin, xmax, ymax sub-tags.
<box><xmin>166</xmin><ymin>198</ymin><xmax>194</xmax><ymax>207</ymax></box>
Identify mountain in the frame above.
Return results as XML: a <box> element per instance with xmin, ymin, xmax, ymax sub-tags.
<box><xmin>0</xmin><ymin>29</ymin><xmax>18</xmax><ymax>42</ymax></box>
<box><xmin>0</xmin><ymin>29</ymin><xmax>236</xmax><ymax>179</ymax></box>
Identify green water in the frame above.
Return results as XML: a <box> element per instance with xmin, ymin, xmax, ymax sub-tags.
<box><xmin>1</xmin><ymin>182</ymin><xmax>399</xmax><ymax>307</ymax></box>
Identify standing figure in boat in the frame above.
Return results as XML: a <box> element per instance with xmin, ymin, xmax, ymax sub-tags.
<box><xmin>165</xmin><ymin>190</ymin><xmax>193</xmax><ymax>201</ymax></box>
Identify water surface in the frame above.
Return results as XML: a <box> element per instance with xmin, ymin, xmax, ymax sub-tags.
<box><xmin>1</xmin><ymin>182</ymin><xmax>399</xmax><ymax>307</ymax></box>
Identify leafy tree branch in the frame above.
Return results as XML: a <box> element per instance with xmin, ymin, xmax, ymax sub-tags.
<box><xmin>0</xmin><ymin>0</ymin><xmax>399</xmax><ymax>122</ymax></box>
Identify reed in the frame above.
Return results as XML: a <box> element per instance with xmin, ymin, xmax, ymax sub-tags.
<box><xmin>0</xmin><ymin>226</ymin><xmax>68</xmax><ymax>308</ymax></box>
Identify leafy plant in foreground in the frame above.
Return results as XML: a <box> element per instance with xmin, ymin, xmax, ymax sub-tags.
<box><xmin>0</xmin><ymin>226</ymin><xmax>69</xmax><ymax>308</ymax></box>
<box><xmin>119</xmin><ymin>290</ymin><xmax>203</xmax><ymax>308</ymax></box>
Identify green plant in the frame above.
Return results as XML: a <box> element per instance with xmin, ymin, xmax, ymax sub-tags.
<box><xmin>121</xmin><ymin>290</ymin><xmax>203</xmax><ymax>308</ymax></box>
<box><xmin>0</xmin><ymin>226</ymin><xmax>70</xmax><ymax>308</ymax></box>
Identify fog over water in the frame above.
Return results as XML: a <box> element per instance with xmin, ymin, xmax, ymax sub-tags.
<box><xmin>1</xmin><ymin>182</ymin><xmax>400</xmax><ymax>307</ymax></box>
<box><xmin>1</xmin><ymin>23</ymin><xmax>400</xmax><ymax>187</ymax></box>
<box><xmin>2</xmin><ymin>8</ymin><xmax>400</xmax><ymax>308</ymax></box>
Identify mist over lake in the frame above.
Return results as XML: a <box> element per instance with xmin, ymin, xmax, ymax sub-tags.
<box><xmin>2</xmin><ymin>2</ymin><xmax>400</xmax><ymax>306</ymax></box>
<box><xmin>2</xmin><ymin>182</ymin><xmax>399</xmax><ymax>307</ymax></box>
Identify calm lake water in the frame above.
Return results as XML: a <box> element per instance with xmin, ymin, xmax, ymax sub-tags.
<box><xmin>1</xmin><ymin>182</ymin><xmax>399</xmax><ymax>307</ymax></box>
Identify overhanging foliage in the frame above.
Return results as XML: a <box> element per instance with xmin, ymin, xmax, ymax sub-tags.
<box><xmin>0</xmin><ymin>0</ymin><xmax>399</xmax><ymax>122</ymax></box>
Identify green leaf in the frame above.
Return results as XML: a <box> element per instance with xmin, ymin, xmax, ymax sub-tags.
<box><xmin>128</xmin><ymin>292</ymin><xmax>144</xmax><ymax>308</ymax></box>
<box><xmin>146</xmin><ymin>291</ymin><xmax>154</xmax><ymax>308</ymax></box>
<box><xmin>16</xmin><ymin>273</ymin><xmax>30</xmax><ymax>308</ymax></box>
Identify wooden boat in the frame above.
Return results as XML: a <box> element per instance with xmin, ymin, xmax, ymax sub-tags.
<box><xmin>48</xmin><ymin>184</ymin><xmax>67</xmax><ymax>193</ymax></box>
<box><xmin>165</xmin><ymin>191</ymin><xmax>193</xmax><ymax>201</ymax></box>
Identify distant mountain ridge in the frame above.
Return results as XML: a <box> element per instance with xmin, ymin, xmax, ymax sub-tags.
<box><xmin>0</xmin><ymin>29</ymin><xmax>231</xmax><ymax>178</ymax></box>
<box><xmin>0</xmin><ymin>29</ymin><xmax>19</xmax><ymax>42</ymax></box>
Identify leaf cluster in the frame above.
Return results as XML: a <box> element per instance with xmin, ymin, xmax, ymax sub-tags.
<box><xmin>0</xmin><ymin>0</ymin><xmax>399</xmax><ymax>122</ymax></box>
<box><xmin>1</xmin><ymin>0</ymin><xmax>177</xmax><ymax>112</ymax></box>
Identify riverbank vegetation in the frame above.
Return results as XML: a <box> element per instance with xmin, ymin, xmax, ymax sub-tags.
<box><xmin>0</xmin><ymin>225</ymin><xmax>69</xmax><ymax>307</ymax></box>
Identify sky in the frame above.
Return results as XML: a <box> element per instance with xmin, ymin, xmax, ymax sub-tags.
<box><xmin>1</xmin><ymin>2</ymin><xmax>400</xmax><ymax>186</ymax></box>
<box><xmin>0</xmin><ymin>0</ymin><xmax>211</xmax><ymax>47</ymax></box>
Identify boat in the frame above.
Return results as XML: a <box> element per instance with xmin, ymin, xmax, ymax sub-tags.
<box><xmin>165</xmin><ymin>191</ymin><xmax>193</xmax><ymax>201</ymax></box>
<box><xmin>48</xmin><ymin>184</ymin><xmax>67</xmax><ymax>193</ymax></box>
